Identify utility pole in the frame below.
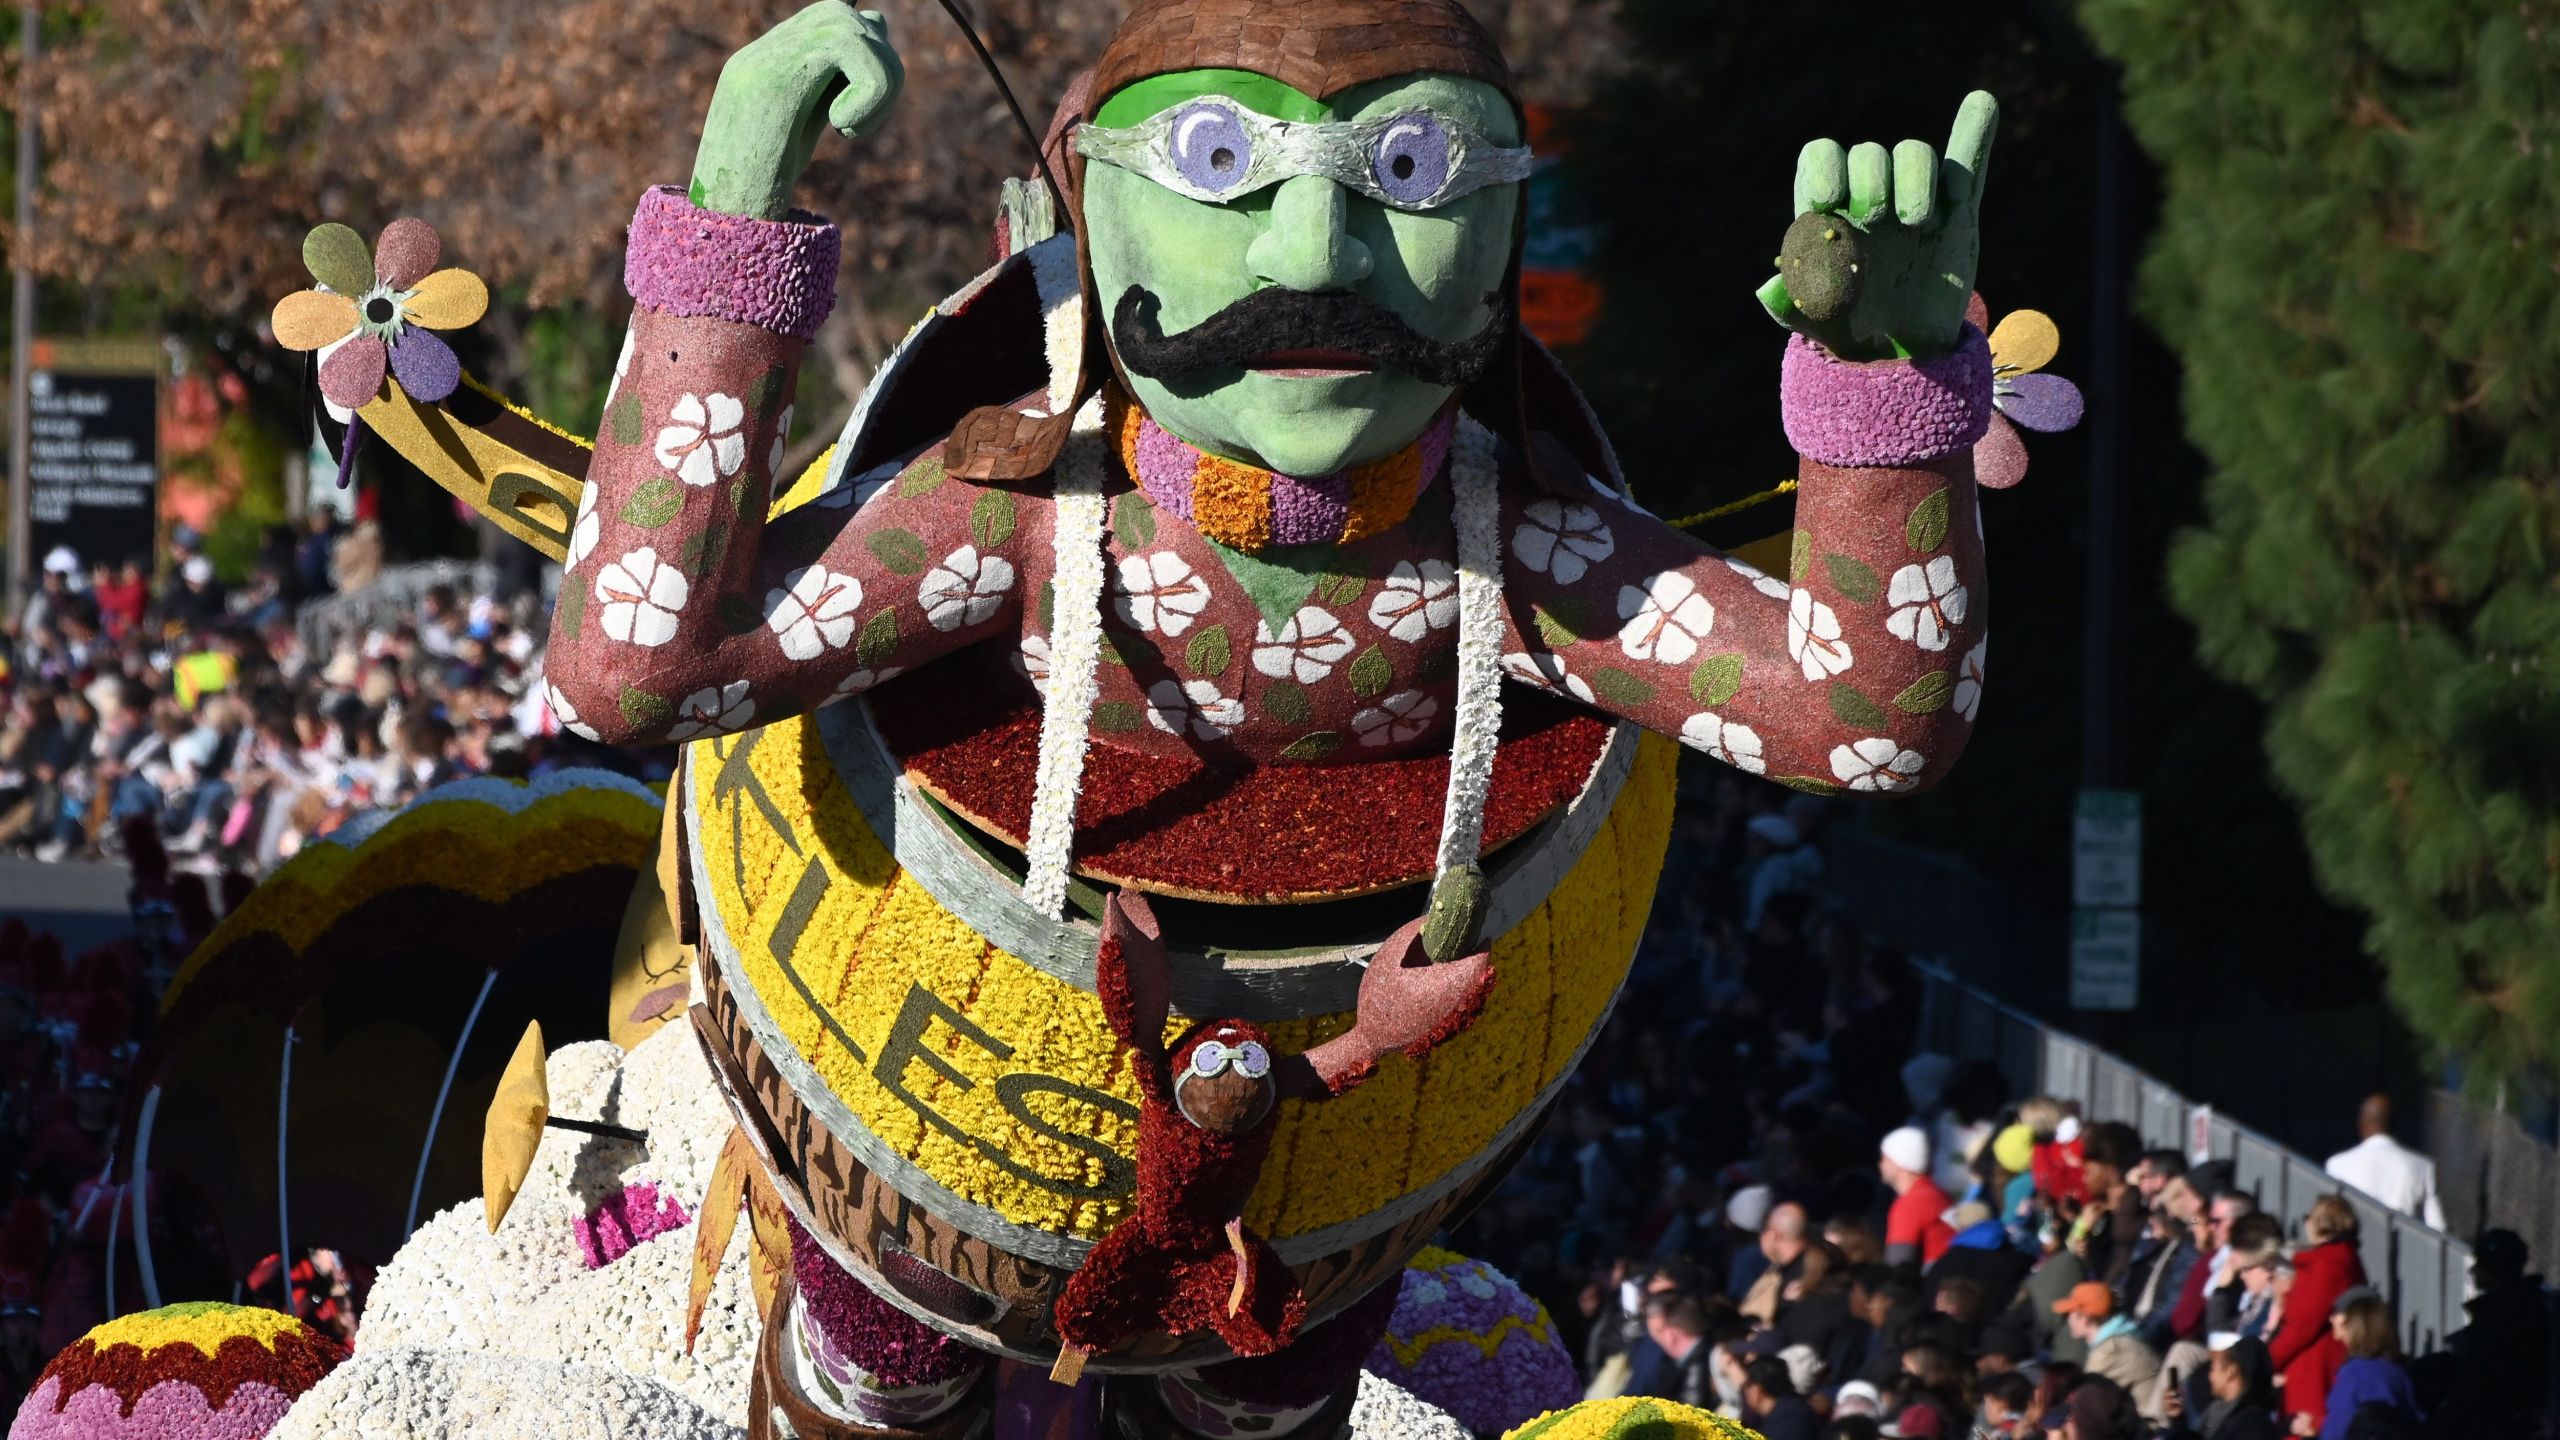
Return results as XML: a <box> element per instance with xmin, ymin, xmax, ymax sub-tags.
<box><xmin>6</xmin><ymin>0</ymin><xmax>35</xmax><ymax>618</ymax></box>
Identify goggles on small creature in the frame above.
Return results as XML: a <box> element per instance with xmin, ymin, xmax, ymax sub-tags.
<box><xmin>1187</xmin><ymin>1038</ymin><xmax>1273</xmax><ymax>1081</ymax></box>
<box><xmin>1073</xmin><ymin>99</ymin><xmax>1534</xmax><ymax>212</ymax></box>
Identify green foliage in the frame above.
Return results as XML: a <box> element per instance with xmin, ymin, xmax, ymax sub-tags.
<box><xmin>2081</xmin><ymin>0</ymin><xmax>2560</xmax><ymax>1085</ymax></box>
<box><xmin>201</xmin><ymin>410</ymin><xmax>290</xmax><ymax>584</ymax></box>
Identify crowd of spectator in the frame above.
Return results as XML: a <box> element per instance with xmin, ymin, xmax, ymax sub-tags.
<box><xmin>1449</xmin><ymin>781</ymin><xmax>2555</xmax><ymax>1439</ymax></box>
<box><xmin>0</xmin><ymin>521</ymin><xmax>635</xmax><ymax>875</ymax></box>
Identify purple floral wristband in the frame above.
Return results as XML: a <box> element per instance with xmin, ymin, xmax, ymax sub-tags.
<box><xmin>625</xmin><ymin>185</ymin><xmax>841</xmax><ymax>342</ymax></box>
<box><xmin>1781</xmin><ymin>323</ymin><xmax>1993</xmax><ymax>468</ymax></box>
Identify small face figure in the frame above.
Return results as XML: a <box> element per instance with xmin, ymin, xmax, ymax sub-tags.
<box><xmin>1170</xmin><ymin>1023</ymin><xmax>1276</xmax><ymax>1135</ymax></box>
<box><xmin>1082</xmin><ymin>67</ymin><xmax>1523</xmax><ymax>477</ymax></box>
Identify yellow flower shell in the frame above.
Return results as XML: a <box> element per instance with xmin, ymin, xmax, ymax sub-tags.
<box><xmin>1503</xmin><ymin>1397</ymin><xmax>1766</xmax><ymax>1440</ymax></box>
<box><xmin>83</xmin><ymin>1301</ymin><xmax>313</xmax><ymax>1359</ymax></box>
<box><xmin>690</xmin><ymin>713</ymin><xmax>1676</xmax><ymax>1245</ymax></box>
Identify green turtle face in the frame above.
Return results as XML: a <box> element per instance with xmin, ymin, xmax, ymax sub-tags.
<box><xmin>1081</xmin><ymin>68</ymin><xmax>1522</xmax><ymax>477</ymax></box>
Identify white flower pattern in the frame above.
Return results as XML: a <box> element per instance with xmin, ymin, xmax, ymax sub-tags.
<box><xmin>1886</xmin><ymin>555</ymin><xmax>1970</xmax><ymax>652</ymax></box>
<box><xmin>594</xmin><ymin>547</ymin><xmax>688</xmax><ymax>648</ymax></box>
<box><xmin>1353</xmin><ymin>690</ymin><xmax>1442</xmax><ymax>748</ymax></box>
<box><xmin>1252</xmin><ymin>607</ymin><xmax>1357</xmax><ymax>683</ymax></box>
<box><xmin>1786</xmin><ymin>588</ymin><xmax>1853</xmax><ymax>681</ymax></box>
<box><xmin>1367</xmin><ymin>560</ymin><xmax>1458</xmax><ymax>642</ymax></box>
<box><xmin>920</xmin><ymin>545</ymin><xmax>1016</xmax><ymax>631</ymax></box>
<box><xmin>1831</xmin><ymin>736</ymin><xmax>1926</xmax><ymax>792</ymax></box>
<box><xmin>1679</xmin><ymin>712</ymin><xmax>1766</xmax><ymax>775</ymax></box>
<box><xmin>1616</xmin><ymin>571</ymin><xmax>1716</xmax><ymax>665</ymax></box>
<box><xmin>768</xmin><ymin>405</ymin><xmax>794</xmax><ymax>481</ymax></box>
<box><xmin>668</xmin><ymin>681</ymin><xmax>755</xmax><ymax>742</ymax></box>
<box><xmin>1510</xmin><ymin>499</ymin><xmax>1616</xmax><ymax>584</ymax></box>
<box><xmin>1499</xmin><ymin>650</ymin><xmax>1596</xmax><ymax>704</ymax></box>
<box><xmin>1955</xmin><ymin>636</ymin><xmax>1987</xmax><ymax>722</ymax></box>
<box><xmin>1724</xmin><ymin>555</ymin><xmax>1791</xmax><ymax>601</ymax></box>
<box><xmin>654</xmin><ymin>393</ymin><xmax>747</xmax><ymax>488</ymax></box>
<box><xmin>1112</xmin><ymin>552</ymin><xmax>1213</xmax><ymax>637</ymax></box>
<box><xmin>832</xmin><ymin>665</ymin><xmax>903</xmax><ymax>700</ymax></box>
<box><xmin>1016</xmin><ymin>633</ymin><xmax>1053</xmax><ymax>696</ymax></box>
<box><xmin>566</xmin><ymin>481</ymin><xmax>602</xmax><ymax>570</ymax></box>
<box><xmin>543</xmin><ymin>682</ymin><xmax>600</xmax><ymax>742</ymax></box>
<box><xmin>764</xmin><ymin>565</ymin><xmax>864</xmax><ymax>660</ymax></box>
<box><xmin>1146</xmin><ymin>679</ymin><xmax>1244</xmax><ymax>741</ymax></box>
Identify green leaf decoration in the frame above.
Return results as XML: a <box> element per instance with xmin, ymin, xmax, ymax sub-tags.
<box><xmin>681</xmin><ymin>519</ymin><xmax>731</xmax><ymax>580</ymax></box>
<box><xmin>619</xmin><ymin>475</ymin><xmax>683</xmax><ymax>529</ymax></box>
<box><xmin>1038</xmin><ymin>580</ymin><xmax>1056</xmax><ymax>631</ymax></box>
<box><xmin>1593</xmin><ymin>667</ymin><xmax>1657</xmax><ymax>707</ymax></box>
<box><xmin>1093</xmin><ymin>701</ymin><xmax>1143</xmax><ymax>733</ymax></box>
<box><xmin>619</xmin><ymin>687</ymin><xmax>672</xmax><ymax>732</ymax></box>
<box><xmin>865</xmin><ymin>529</ymin><xmax>927</xmax><ymax>575</ymax></box>
<box><xmin>1114</xmin><ymin>490</ymin><xmax>1157</xmax><ymax>547</ymax></box>
<box><xmin>715</xmin><ymin>592</ymin><xmax>761</xmax><ymax>635</ymax></box>
<box><xmin>1280</xmin><ymin>732</ymin><xmax>1344</xmax><ymax>761</ymax></box>
<box><xmin>1316</xmin><ymin>561</ymin><xmax>1367</xmax><ymax>607</ymax></box>
<box><xmin>1829</xmin><ymin>682</ymin><xmax>1889</xmax><ymax>729</ymax></box>
<box><xmin>1895</xmin><ymin>671</ymin><xmax>1955</xmax><ymax>713</ymax></box>
<box><xmin>1690</xmin><ymin>653</ymin><xmax>1745</xmax><ymax>706</ymax></box>
<box><xmin>1908</xmin><ymin>488</ymin><xmax>1951</xmax><ymax>552</ymax></box>
<box><xmin>1789</xmin><ymin>530</ymin><xmax>1812</xmax><ymax>583</ymax></box>
<box><xmin>746</xmin><ymin>366</ymin><xmax>784</xmax><ymax>415</ymax></box>
<box><xmin>1207</xmin><ymin>537</ymin><xmax>1335</xmax><ymax>631</ymax></box>
<box><xmin>1824</xmin><ymin>552</ymin><xmax>1881</xmax><ymax>604</ymax></box>
<box><xmin>1599</xmin><ymin>1400</ymin><xmax>1675</xmax><ymax>1440</ymax></box>
<box><xmin>606</xmin><ymin>387</ymin><xmax>643</xmax><ymax>447</ymax></box>
<box><xmin>1777</xmin><ymin>774</ymin><xmax>1844</xmax><ymax>796</ymax></box>
<box><xmin>1265</xmin><ymin>681</ymin><xmax>1312</xmax><ymax>726</ymax></box>
<box><xmin>555</xmin><ymin>583</ymin><xmax>586</xmax><ymax>639</ymax></box>
<box><xmin>970</xmin><ymin>489</ymin><xmax>1018</xmax><ymax>550</ymax></box>
<box><xmin>1100</xmin><ymin>633</ymin><xmax>1130</xmax><ymax>668</ymax></box>
<box><xmin>1544</xmin><ymin>596</ymin><xmax>1597</xmax><ymax>640</ymax></box>
<box><xmin>1186</xmin><ymin>623</ymin><xmax>1232</xmax><ymax>677</ymax></box>
<box><xmin>896</xmin><ymin>455</ymin><xmax>946</xmax><ymax>500</ymax></box>
<box><xmin>1534</xmin><ymin>609</ymin><xmax>1579</xmax><ymax>651</ymax></box>
<box><xmin>855</xmin><ymin>608</ymin><xmax>900</xmax><ymax>667</ymax></box>
<box><xmin>1349</xmin><ymin>645</ymin><xmax>1394</xmax><ymax>697</ymax></box>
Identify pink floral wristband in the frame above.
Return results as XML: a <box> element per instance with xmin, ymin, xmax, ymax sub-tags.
<box><xmin>624</xmin><ymin>185</ymin><xmax>841</xmax><ymax>341</ymax></box>
<box><xmin>1780</xmin><ymin>324</ymin><xmax>1993</xmax><ymax>468</ymax></box>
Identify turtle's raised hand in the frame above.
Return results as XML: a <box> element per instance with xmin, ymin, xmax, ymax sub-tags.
<box><xmin>691</xmin><ymin>3</ymin><xmax>906</xmax><ymax>220</ymax></box>
<box><xmin>1756</xmin><ymin>90</ymin><xmax>1999</xmax><ymax>360</ymax></box>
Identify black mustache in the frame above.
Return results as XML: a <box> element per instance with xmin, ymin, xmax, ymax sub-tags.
<box><xmin>1111</xmin><ymin>285</ymin><xmax>1511</xmax><ymax>390</ymax></box>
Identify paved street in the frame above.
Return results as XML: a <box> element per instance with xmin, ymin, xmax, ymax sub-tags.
<box><xmin>0</xmin><ymin>856</ymin><xmax>135</xmax><ymax>954</ymax></box>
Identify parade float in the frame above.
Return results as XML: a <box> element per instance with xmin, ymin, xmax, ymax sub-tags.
<box><xmin>20</xmin><ymin>0</ymin><xmax>2088</xmax><ymax>1434</ymax></box>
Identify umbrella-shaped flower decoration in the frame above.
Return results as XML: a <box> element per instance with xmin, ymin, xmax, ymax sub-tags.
<box><xmin>271</xmin><ymin>219</ymin><xmax>488</xmax><ymax>480</ymax></box>
<box><xmin>1968</xmin><ymin>294</ymin><xmax>2085</xmax><ymax>490</ymax></box>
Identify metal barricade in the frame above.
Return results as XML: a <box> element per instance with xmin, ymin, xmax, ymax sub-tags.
<box><xmin>1907</xmin><ymin>960</ymin><xmax>2476</xmax><ymax>1353</ymax></box>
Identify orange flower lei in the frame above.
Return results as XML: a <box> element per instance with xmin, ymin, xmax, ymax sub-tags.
<box><xmin>1108</xmin><ymin>390</ymin><xmax>1441</xmax><ymax>553</ymax></box>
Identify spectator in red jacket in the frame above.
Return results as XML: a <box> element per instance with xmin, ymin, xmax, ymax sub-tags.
<box><xmin>1881</xmin><ymin>1126</ymin><xmax>1954</xmax><ymax>1266</ymax></box>
<box><xmin>2270</xmin><ymin>1195</ymin><xmax>2365</xmax><ymax>1431</ymax></box>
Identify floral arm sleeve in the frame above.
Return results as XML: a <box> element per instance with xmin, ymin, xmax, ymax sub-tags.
<box><xmin>545</xmin><ymin>188</ymin><xmax>1031</xmax><ymax>746</ymax></box>
<box><xmin>1498</xmin><ymin>330</ymin><xmax>1992</xmax><ymax>794</ymax></box>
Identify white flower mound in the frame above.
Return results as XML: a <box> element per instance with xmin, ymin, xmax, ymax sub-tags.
<box><xmin>272</xmin><ymin>1350</ymin><xmax>741</xmax><ymax>1440</ymax></box>
<box><xmin>1351</xmin><ymin>1370</ymin><xmax>1472</xmax><ymax>1440</ymax></box>
<box><xmin>275</xmin><ymin>1023</ymin><xmax>757</xmax><ymax>1438</ymax></box>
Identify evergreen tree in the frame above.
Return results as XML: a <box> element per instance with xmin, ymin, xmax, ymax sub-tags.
<box><xmin>2079</xmin><ymin>0</ymin><xmax>2560</xmax><ymax>1085</ymax></box>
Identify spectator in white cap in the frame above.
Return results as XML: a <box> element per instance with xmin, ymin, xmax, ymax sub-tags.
<box><xmin>1882</xmin><ymin>1126</ymin><xmax>1956</xmax><ymax>1266</ymax></box>
<box><xmin>1834</xmin><ymin>1380</ymin><xmax>1884</xmax><ymax>1420</ymax></box>
<box><xmin>1722</xmin><ymin>1183</ymin><xmax>1775</xmax><ymax>1298</ymax></box>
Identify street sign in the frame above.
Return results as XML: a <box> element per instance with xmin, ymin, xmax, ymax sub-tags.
<box><xmin>25</xmin><ymin>338</ymin><xmax>159</xmax><ymax>572</ymax></box>
<box><xmin>2069</xmin><ymin>907</ymin><xmax>2141</xmax><ymax>1011</ymax></box>
<box><xmin>2073</xmin><ymin>789</ymin><xmax>2143</xmax><ymax>908</ymax></box>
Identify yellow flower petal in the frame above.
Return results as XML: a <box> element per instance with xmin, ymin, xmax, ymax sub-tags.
<box><xmin>271</xmin><ymin>289</ymin><xmax>358</xmax><ymax>352</ymax></box>
<box><xmin>1989</xmin><ymin>308</ymin><xmax>2061</xmax><ymax>377</ymax></box>
<box><xmin>403</xmin><ymin>268</ymin><xmax>489</xmax><ymax>330</ymax></box>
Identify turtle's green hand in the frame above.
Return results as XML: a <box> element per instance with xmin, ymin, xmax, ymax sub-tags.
<box><xmin>691</xmin><ymin>3</ymin><xmax>906</xmax><ymax>221</ymax></box>
<box><xmin>1758</xmin><ymin>90</ymin><xmax>1999</xmax><ymax>360</ymax></box>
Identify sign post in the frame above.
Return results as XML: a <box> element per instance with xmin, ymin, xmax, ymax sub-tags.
<box><xmin>2071</xmin><ymin>789</ymin><xmax>2143</xmax><ymax>1011</ymax></box>
<box><xmin>24</xmin><ymin>338</ymin><xmax>162</xmax><ymax>574</ymax></box>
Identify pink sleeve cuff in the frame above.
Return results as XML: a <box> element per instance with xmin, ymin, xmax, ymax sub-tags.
<box><xmin>1781</xmin><ymin>324</ymin><xmax>1993</xmax><ymax>468</ymax></box>
<box><xmin>624</xmin><ymin>185</ymin><xmax>841</xmax><ymax>342</ymax></box>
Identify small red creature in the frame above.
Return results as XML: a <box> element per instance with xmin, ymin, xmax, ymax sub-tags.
<box><xmin>1049</xmin><ymin>891</ymin><xmax>1498</xmax><ymax>1380</ymax></box>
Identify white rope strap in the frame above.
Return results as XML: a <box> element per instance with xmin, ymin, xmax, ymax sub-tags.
<box><xmin>1434</xmin><ymin>418</ymin><xmax>1507</xmax><ymax>878</ymax></box>
<box><xmin>1022</xmin><ymin>396</ymin><xmax>1110</xmax><ymax>917</ymax></box>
